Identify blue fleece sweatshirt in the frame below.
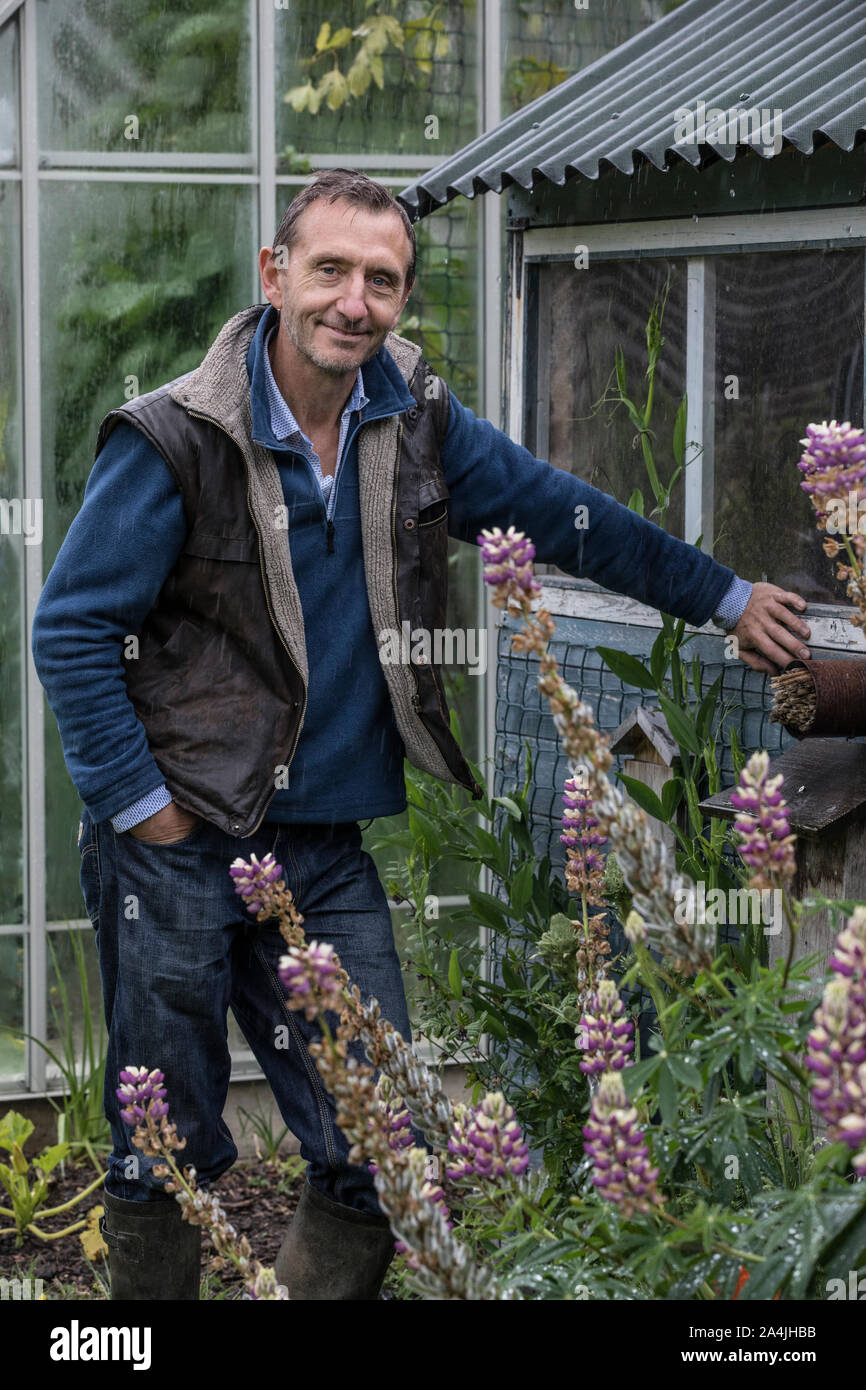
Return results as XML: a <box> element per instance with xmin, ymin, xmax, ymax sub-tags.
<box><xmin>31</xmin><ymin>304</ymin><xmax>749</xmax><ymax>828</ymax></box>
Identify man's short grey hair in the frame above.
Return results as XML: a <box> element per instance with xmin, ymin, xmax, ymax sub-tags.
<box><xmin>271</xmin><ymin>168</ymin><xmax>416</xmax><ymax>290</ymax></box>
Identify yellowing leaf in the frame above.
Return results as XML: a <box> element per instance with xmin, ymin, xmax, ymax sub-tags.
<box><xmin>347</xmin><ymin>58</ymin><xmax>371</xmax><ymax>97</ymax></box>
<box><xmin>319</xmin><ymin>68</ymin><xmax>349</xmax><ymax>111</ymax></box>
<box><xmin>434</xmin><ymin>32</ymin><xmax>450</xmax><ymax>58</ymax></box>
<box><xmin>382</xmin><ymin>14</ymin><xmax>405</xmax><ymax>48</ymax></box>
<box><xmin>315</xmin><ymin>21</ymin><xmax>331</xmax><ymax>51</ymax></box>
<box><xmin>80</xmin><ymin>1204</ymin><xmax>108</xmax><ymax>1261</ymax></box>
<box><xmin>329</xmin><ymin>27</ymin><xmax>354</xmax><ymax>49</ymax></box>
<box><xmin>370</xmin><ymin>54</ymin><xmax>384</xmax><ymax>89</ymax></box>
<box><xmin>284</xmin><ymin>84</ymin><xmax>312</xmax><ymax>112</ymax></box>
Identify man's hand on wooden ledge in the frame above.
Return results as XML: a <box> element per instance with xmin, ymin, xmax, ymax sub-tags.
<box><xmin>728</xmin><ymin>581</ymin><xmax>811</xmax><ymax>675</ymax></box>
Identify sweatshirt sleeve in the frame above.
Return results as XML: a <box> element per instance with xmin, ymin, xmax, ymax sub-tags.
<box><xmin>31</xmin><ymin>422</ymin><xmax>188</xmax><ymax>823</ymax></box>
<box><xmin>440</xmin><ymin>389</ymin><xmax>738</xmax><ymax>628</ymax></box>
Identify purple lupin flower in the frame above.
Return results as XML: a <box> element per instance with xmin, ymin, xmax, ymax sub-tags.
<box><xmin>561</xmin><ymin>777</ymin><xmax>607</xmax><ymax>904</ymax></box>
<box><xmin>477</xmin><ymin>526</ymin><xmax>542</xmax><ymax>611</ymax></box>
<box><xmin>445</xmin><ymin>1092</ymin><xmax>530</xmax><ymax>1181</ymax></box>
<box><xmin>278</xmin><ymin>941</ymin><xmax>344</xmax><ymax>1019</ymax></box>
<box><xmin>729</xmin><ymin>751</ymin><xmax>797</xmax><ymax>892</ymax></box>
<box><xmin>581</xmin><ymin>1071</ymin><xmax>663</xmax><ymax>1218</ymax></box>
<box><xmin>229</xmin><ymin>852</ymin><xmax>284</xmax><ymax>917</ymax></box>
<box><xmin>116</xmin><ymin>1066</ymin><xmax>169</xmax><ymax>1127</ymax></box>
<box><xmin>369</xmin><ymin>1098</ymin><xmax>414</xmax><ymax>1176</ymax></box>
<box><xmin>806</xmin><ymin>907</ymin><xmax>866</xmax><ymax>1174</ymax></box>
<box><xmin>577</xmin><ymin>979</ymin><xmax>634</xmax><ymax>1076</ymax></box>
<box><xmin>797</xmin><ymin>420</ymin><xmax>866</xmax><ymax>528</ymax></box>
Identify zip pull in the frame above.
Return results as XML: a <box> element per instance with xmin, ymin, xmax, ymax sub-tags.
<box><xmin>326</xmin><ymin>519</ymin><xmax>335</xmax><ymax>554</ymax></box>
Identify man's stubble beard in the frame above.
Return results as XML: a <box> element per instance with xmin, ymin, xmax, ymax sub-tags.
<box><xmin>279</xmin><ymin>308</ymin><xmax>385</xmax><ymax>377</ymax></box>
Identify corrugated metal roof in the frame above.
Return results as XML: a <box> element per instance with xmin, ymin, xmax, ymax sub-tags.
<box><xmin>398</xmin><ymin>0</ymin><xmax>866</xmax><ymax>221</ymax></box>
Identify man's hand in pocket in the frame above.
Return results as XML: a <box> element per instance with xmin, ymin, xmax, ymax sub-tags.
<box><xmin>127</xmin><ymin>802</ymin><xmax>203</xmax><ymax>844</ymax></box>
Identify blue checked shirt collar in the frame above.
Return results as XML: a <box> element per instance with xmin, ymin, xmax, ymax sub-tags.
<box><xmin>263</xmin><ymin>323</ymin><xmax>369</xmax><ymax>453</ymax></box>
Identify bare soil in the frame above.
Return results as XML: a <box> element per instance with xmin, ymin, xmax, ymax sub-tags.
<box><xmin>0</xmin><ymin>1157</ymin><xmax>304</xmax><ymax>1299</ymax></box>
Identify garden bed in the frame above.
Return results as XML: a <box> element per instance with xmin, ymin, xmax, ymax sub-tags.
<box><xmin>0</xmin><ymin>1157</ymin><xmax>305</xmax><ymax>1300</ymax></box>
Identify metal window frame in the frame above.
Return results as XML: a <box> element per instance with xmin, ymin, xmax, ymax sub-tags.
<box><xmin>515</xmin><ymin>206</ymin><xmax>866</xmax><ymax>573</ymax></box>
<box><xmin>2</xmin><ymin>0</ymin><xmax>497</xmax><ymax>1096</ymax></box>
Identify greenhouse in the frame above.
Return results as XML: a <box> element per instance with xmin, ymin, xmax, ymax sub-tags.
<box><xmin>1</xmin><ymin>0</ymin><xmax>865</xmax><ymax>1329</ymax></box>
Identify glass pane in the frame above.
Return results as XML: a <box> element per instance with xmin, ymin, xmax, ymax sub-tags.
<box><xmin>712</xmin><ymin>249</ymin><xmax>865</xmax><ymax>595</ymax></box>
<box><xmin>44</xmin><ymin>926</ymin><xmax>106</xmax><ymax>1094</ymax></box>
<box><xmin>0</xmin><ymin>179</ymin><xmax>24</xmax><ymax>926</ymax></box>
<box><xmin>275</xmin><ymin>1</ymin><xmax>477</xmax><ymax>165</ymax></box>
<box><xmin>0</xmin><ymin>935</ymin><xmax>25</xmax><ymax>1084</ymax></box>
<box><xmin>38</xmin><ymin>0</ymin><xmax>252</xmax><ymax>155</ymax></box>
<box><xmin>533</xmin><ymin>256</ymin><xmax>688</xmax><ymax>540</ymax></box>
<box><xmin>502</xmin><ymin>0</ymin><xmax>678</xmax><ymax>116</ymax></box>
<box><xmin>40</xmin><ymin>180</ymin><xmax>255</xmax><ymax>920</ymax></box>
<box><xmin>0</xmin><ymin>15</ymin><xmax>19</xmax><ymax>167</ymax></box>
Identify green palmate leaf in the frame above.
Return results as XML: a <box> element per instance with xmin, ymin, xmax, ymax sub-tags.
<box><xmin>617</xmin><ymin>773</ymin><xmax>665</xmax><ymax>822</ymax></box>
<box><xmin>666</xmin><ymin>1054</ymin><xmax>702</xmax><ymax>1089</ymax></box>
<box><xmin>448</xmin><ymin>948</ymin><xmax>463</xmax><ymax>1001</ymax></box>
<box><xmin>595</xmin><ymin>646</ymin><xmax>656</xmax><ymax>689</ymax></box>
<box><xmin>657</xmin><ymin>692</ymin><xmax>701</xmax><ymax>754</ymax></box>
<box><xmin>622</xmin><ymin>1054</ymin><xmax>663</xmax><ymax>1096</ymax></box>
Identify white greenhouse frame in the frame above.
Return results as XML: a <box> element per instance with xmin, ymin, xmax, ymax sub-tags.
<box><xmin>0</xmin><ymin>0</ymin><xmax>505</xmax><ymax>1100</ymax></box>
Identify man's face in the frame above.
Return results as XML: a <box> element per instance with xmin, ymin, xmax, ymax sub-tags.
<box><xmin>266</xmin><ymin>198</ymin><xmax>413</xmax><ymax>376</ymax></box>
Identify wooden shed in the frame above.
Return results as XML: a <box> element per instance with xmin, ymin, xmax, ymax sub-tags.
<box><xmin>399</xmin><ymin>0</ymin><xmax>866</xmax><ymax>898</ymax></box>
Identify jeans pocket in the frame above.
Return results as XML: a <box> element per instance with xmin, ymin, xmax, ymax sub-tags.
<box><xmin>78</xmin><ymin>808</ymin><xmax>102</xmax><ymax>931</ymax></box>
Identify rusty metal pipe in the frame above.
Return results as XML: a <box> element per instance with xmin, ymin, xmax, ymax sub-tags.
<box><xmin>770</xmin><ymin>657</ymin><xmax>866</xmax><ymax>738</ymax></box>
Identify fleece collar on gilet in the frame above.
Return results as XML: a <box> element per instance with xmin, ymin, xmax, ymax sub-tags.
<box><xmin>167</xmin><ymin>303</ymin><xmax>458</xmax><ymax>786</ymax></box>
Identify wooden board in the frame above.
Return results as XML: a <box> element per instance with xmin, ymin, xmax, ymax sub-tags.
<box><xmin>699</xmin><ymin>739</ymin><xmax>866</xmax><ymax>837</ymax></box>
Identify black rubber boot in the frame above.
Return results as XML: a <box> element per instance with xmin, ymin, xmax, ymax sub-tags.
<box><xmin>274</xmin><ymin>1179</ymin><xmax>396</xmax><ymax>1300</ymax></box>
<box><xmin>101</xmin><ymin>1190</ymin><xmax>202</xmax><ymax>1300</ymax></box>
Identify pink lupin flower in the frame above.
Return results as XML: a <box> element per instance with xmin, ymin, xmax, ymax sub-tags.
<box><xmin>445</xmin><ymin>1092</ymin><xmax>530</xmax><ymax>1181</ymax></box>
<box><xmin>797</xmin><ymin>420</ymin><xmax>866</xmax><ymax>526</ymax></box>
<box><xmin>229</xmin><ymin>852</ymin><xmax>284</xmax><ymax>916</ymax></box>
<box><xmin>577</xmin><ymin>980</ymin><xmax>634</xmax><ymax>1076</ymax></box>
<box><xmin>477</xmin><ymin>526</ymin><xmax>543</xmax><ymax>612</ymax></box>
<box><xmin>116</xmin><ymin>1066</ymin><xmax>169</xmax><ymax>1126</ymax></box>
<box><xmin>729</xmin><ymin>751</ymin><xmax>797</xmax><ymax>892</ymax></box>
<box><xmin>278</xmin><ymin>941</ymin><xmax>344</xmax><ymax>1019</ymax></box>
<box><xmin>806</xmin><ymin>907</ymin><xmax>866</xmax><ymax>1174</ymax></box>
<box><xmin>581</xmin><ymin>1071</ymin><xmax>664</xmax><ymax>1218</ymax></box>
<box><xmin>561</xmin><ymin>777</ymin><xmax>607</xmax><ymax>903</ymax></box>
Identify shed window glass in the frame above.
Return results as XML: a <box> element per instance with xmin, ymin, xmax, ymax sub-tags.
<box><xmin>711</xmin><ymin>248</ymin><xmax>864</xmax><ymax>597</ymax></box>
<box><xmin>530</xmin><ymin>256</ymin><xmax>687</xmax><ymax>543</ymax></box>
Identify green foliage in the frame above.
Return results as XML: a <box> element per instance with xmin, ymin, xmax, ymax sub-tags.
<box><xmin>0</xmin><ymin>1110</ymin><xmax>103</xmax><ymax>1245</ymax></box>
<box><xmin>285</xmin><ymin>3</ymin><xmax>451</xmax><ymax>115</ymax></box>
<box><xmin>369</xmin><ymin>731</ymin><xmax>592</xmax><ymax>1182</ymax></box>
<box><xmin>8</xmin><ymin>931</ymin><xmax>110</xmax><ymax>1169</ymax></box>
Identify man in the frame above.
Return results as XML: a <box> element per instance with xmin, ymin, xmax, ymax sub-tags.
<box><xmin>31</xmin><ymin>168</ymin><xmax>812</xmax><ymax>1302</ymax></box>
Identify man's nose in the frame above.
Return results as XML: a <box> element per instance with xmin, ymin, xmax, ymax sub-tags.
<box><xmin>335</xmin><ymin>275</ymin><xmax>368</xmax><ymax>322</ymax></box>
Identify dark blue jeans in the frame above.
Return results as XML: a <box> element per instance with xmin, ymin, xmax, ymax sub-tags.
<box><xmin>78</xmin><ymin>809</ymin><xmax>414</xmax><ymax>1216</ymax></box>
